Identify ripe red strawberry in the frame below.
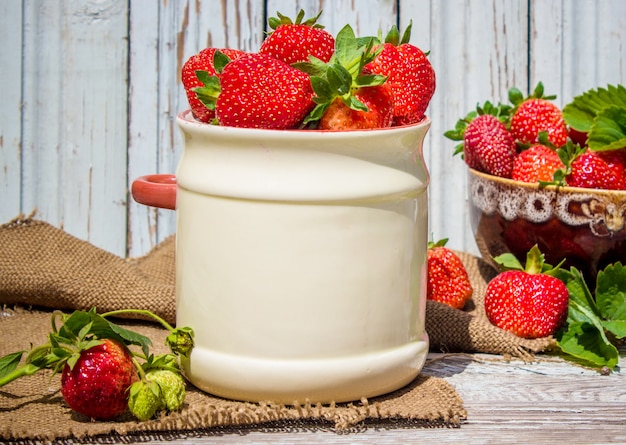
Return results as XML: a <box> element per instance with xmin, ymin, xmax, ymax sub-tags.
<box><xmin>512</xmin><ymin>144</ymin><xmax>564</xmax><ymax>183</ymax></box>
<box><xmin>462</xmin><ymin>114</ymin><xmax>517</xmax><ymax>178</ymax></box>
<box><xmin>484</xmin><ymin>246</ymin><xmax>569</xmax><ymax>339</ymax></box>
<box><xmin>597</xmin><ymin>148</ymin><xmax>626</xmax><ymax>190</ymax></box>
<box><xmin>216</xmin><ymin>53</ymin><xmax>315</xmax><ymax>129</ymax></box>
<box><xmin>259</xmin><ymin>10</ymin><xmax>335</xmax><ymax>64</ymax></box>
<box><xmin>509</xmin><ymin>83</ymin><xmax>568</xmax><ymax>147</ymax></box>
<box><xmin>181</xmin><ymin>48</ymin><xmax>245</xmax><ymax>122</ymax></box>
<box><xmin>427</xmin><ymin>239</ymin><xmax>473</xmax><ymax>309</ymax></box>
<box><xmin>566</xmin><ymin>149</ymin><xmax>626</xmax><ymax>190</ymax></box>
<box><xmin>61</xmin><ymin>339</ymin><xmax>139</xmax><ymax>420</ymax></box>
<box><xmin>318</xmin><ymin>83</ymin><xmax>394</xmax><ymax>130</ymax></box>
<box><xmin>365</xmin><ymin>22</ymin><xmax>435</xmax><ymax>125</ymax></box>
<box><xmin>568</xmin><ymin>127</ymin><xmax>588</xmax><ymax>147</ymax></box>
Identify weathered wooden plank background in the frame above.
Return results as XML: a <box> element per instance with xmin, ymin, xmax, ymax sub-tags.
<box><xmin>1</xmin><ymin>0</ymin><xmax>625</xmax><ymax>258</ymax></box>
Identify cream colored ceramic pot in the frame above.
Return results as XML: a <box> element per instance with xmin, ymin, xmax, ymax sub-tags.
<box><xmin>132</xmin><ymin>110</ymin><xmax>431</xmax><ymax>404</ymax></box>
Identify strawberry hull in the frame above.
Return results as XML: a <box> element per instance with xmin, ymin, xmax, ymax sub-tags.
<box><xmin>469</xmin><ymin>169</ymin><xmax>626</xmax><ymax>283</ymax></box>
<box><xmin>132</xmin><ymin>110</ymin><xmax>432</xmax><ymax>404</ymax></box>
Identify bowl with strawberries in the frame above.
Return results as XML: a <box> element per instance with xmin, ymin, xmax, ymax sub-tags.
<box><xmin>132</xmin><ymin>11</ymin><xmax>438</xmax><ymax>404</ymax></box>
<box><xmin>446</xmin><ymin>83</ymin><xmax>626</xmax><ymax>283</ymax></box>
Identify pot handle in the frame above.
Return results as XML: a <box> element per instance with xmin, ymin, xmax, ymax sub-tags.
<box><xmin>131</xmin><ymin>174</ymin><xmax>177</xmax><ymax>210</ymax></box>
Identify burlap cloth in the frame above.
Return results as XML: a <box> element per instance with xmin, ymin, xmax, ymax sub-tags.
<box><xmin>0</xmin><ymin>215</ymin><xmax>554</xmax><ymax>442</ymax></box>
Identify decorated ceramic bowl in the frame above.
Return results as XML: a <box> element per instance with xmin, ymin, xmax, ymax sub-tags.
<box><xmin>468</xmin><ymin>168</ymin><xmax>626</xmax><ymax>282</ymax></box>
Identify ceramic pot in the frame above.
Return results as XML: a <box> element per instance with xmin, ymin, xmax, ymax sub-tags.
<box><xmin>132</xmin><ymin>110</ymin><xmax>431</xmax><ymax>403</ymax></box>
<box><xmin>469</xmin><ymin>168</ymin><xmax>626</xmax><ymax>283</ymax></box>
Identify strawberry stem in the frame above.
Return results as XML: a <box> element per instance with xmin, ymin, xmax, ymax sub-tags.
<box><xmin>101</xmin><ymin>309</ymin><xmax>175</xmax><ymax>332</ymax></box>
<box><xmin>0</xmin><ymin>363</ymin><xmax>41</xmax><ymax>387</ymax></box>
<box><xmin>101</xmin><ymin>309</ymin><xmax>195</xmax><ymax>358</ymax></box>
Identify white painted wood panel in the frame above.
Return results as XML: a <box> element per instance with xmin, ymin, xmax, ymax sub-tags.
<box><xmin>1</xmin><ymin>0</ymin><xmax>625</xmax><ymax>258</ymax></box>
<box><xmin>11</xmin><ymin>0</ymin><xmax>129</xmax><ymax>254</ymax></box>
<box><xmin>0</xmin><ymin>1</ymin><xmax>22</xmax><ymax>219</ymax></box>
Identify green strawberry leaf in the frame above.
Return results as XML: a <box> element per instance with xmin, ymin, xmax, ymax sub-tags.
<box><xmin>193</xmin><ymin>71</ymin><xmax>221</xmax><ymax>111</ymax></box>
<box><xmin>563</xmin><ymin>84</ymin><xmax>626</xmax><ymax>132</ymax></box>
<box><xmin>555</xmin><ymin>264</ymin><xmax>625</xmax><ymax>369</ymax></box>
<box><xmin>0</xmin><ymin>351</ymin><xmax>24</xmax><ymax>379</ymax></box>
<box><xmin>492</xmin><ymin>252</ymin><xmax>524</xmax><ymax>271</ymax></box>
<box><xmin>343</xmin><ymin>94</ymin><xmax>368</xmax><ymax>112</ymax></box>
<box><xmin>333</xmin><ymin>25</ymin><xmax>364</xmax><ymax>75</ymax></box>
<box><xmin>293</xmin><ymin>56</ymin><xmax>328</xmax><ymax>77</ymax></box>
<box><xmin>327</xmin><ymin>64</ymin><xmax>352</xmax><ymax>95</ymax></box>
<box><xmin>57</xmin><ymin>309</ymin><xmax>153</xmax><ymax>357</ymax></box>
<box><xmin>212</xmin><ymin>50</ymin><xmax>231</xmax><ymax>74</ymax></box>
<box><xmin>600</xmin><ymin>320</ymin><xmax>626</xmax><ymax>339</ymax></box>
<box><xmin>556</xmin><ymin>318</ymin><xmax>619</xmax><ymax>369</ymax></box>
<box><xmin>565</xmin><ymin>267</ymin><xmax>599</xmax><ymax>316</ymax></box>
<box><xmin>586</xmin><ymin>105</ymin><xmax>626</xmax><ymax>151</ymax></box>
<box><xmin>354</xmin><ymin>73</ymin><xmax>387</xmax><ymax>88</ymax></box>
<box><xmin>594</xmin><ymin>262</ymin><xmax>626</xmax><ymax>333</ymax></box>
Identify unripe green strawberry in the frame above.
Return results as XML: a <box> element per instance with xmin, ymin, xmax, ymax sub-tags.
<box><xmin>128</xmin><ymin>380</ymin><xmax>164</xmax><ymax>421</ymax></box>
<box><xmin>148</xmin><ymin>369</ymin><xmax>186</xmax><ymax>411</ymax></box>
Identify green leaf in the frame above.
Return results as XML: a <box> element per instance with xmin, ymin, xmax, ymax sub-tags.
<box><xmin>587</xmin><ymin>105</ymin><xmax>626</xmax><ymax>151</ymax></box>
<box><xmin>309</xmin><ymin>76</ymin><xmax>333</xmax><ymax>102</ymax></box>
<box><xmin>508</xmin><ymin>87</ymin><xmax>524</xmax><ymax>105</ymax></box>
<box><xmin>492</xmin><ymin>252</ymin><xmax>524</xmax><ymax>271</ymax></box>
<box><xmin>343</xmin><ymin>94</ymin><xmax>369</xmax><ymax>112</ymax></box>
<box><xmin>595</xmin><ymin>262</ymin><xmax>626</xmax><ymax>321</ymax></box>
<box><xmin>333</xmin><ymin>25</ymin><xmax>360</xmax><ymax>67</ymax></box>
<box><xmin>399</xmin><ymin>20</ymin><xmax>412</xmax><ymax>45</ymax></box>
<box><xmin>558</xmin><ymin>298</ymin><xmax>619</xmax><ymax>367</ymax></box>
<box><xmin>556</xmin><ymin>319</ymin><xmax>619</xmax><ymax>368</ymax></box>
<box><xmin>107</xmin><ymin>320</ymin><xmax>153</xmax><ymax>358</ymax></box>
<box><xmin>327</xmin><ymin>64</ymin><xmax>352</xmax><ymax>95</ymax></box>
<box><xmin>212</xmin><ymin>50</ymin><xmax>231</xmax><ymax>74</ymax></box>
<box><xmin>193</xmin><ymin>71</ymin><xmax>221</xmax><ymax>111</ymax></box>
<box><xmin>563</xmin><ymin>84</ymin><xmax>626</xmax><ymax>132</ymax></box>
<box><xmin>354</xmin><ymin>73</ymin><xmax>387</xmax><ymax>87</ymax></box>
<box><xmin>293</xmin><ymin>56</ymin><xmax>328</xmax><ymax>77</ymax></box>
<box><xmin>0</xmin><ymin>352</ymin><xmax>24</xmax><ymax>379</ymax></box>
<box><xmin>383</xmin><ymin>24</ymin><xmax>400</xmax><ymax>46</ymax></box>
<box><xmin>565</xmin><ymin>267</ymin><xmax>599</xmax><ymax>317</ymax></box>
<box><xmin>600</xmin><ymin>320</ymin><xmax>626</xmax><ymax>339</ymax></box>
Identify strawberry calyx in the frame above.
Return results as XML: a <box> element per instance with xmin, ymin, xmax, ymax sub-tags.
<box><xmin>427</xmin><ymin>237</ymin><xmax>449</xmax><ymax>249</ymax></box>
<box><xmin>508</xmin><ymin>81</ymin><xmax>557</xmax><ymax>108</ymax></box>
<box><xmin>267</xmin><ymin>9</ymin><xmax>326</xmax><ymax>32</ymax></box>
<box><xmin>294</xmin><ymin>24</ymin><xmax>386</xmax><ymax>126</ymax></box>
<box><xmin>192</xmin><ymin>50</ymin><xmax>232</xmax><ymax>119</ymax></box>
<box><xmin>493</xmin><ymin>244</ymin><xmax>566</xmax><ymax>277</ymax></box>
<box><xmin>549</xmin><ymin>140</ymin><xmax>587</xmax><ymax>186</ymax></box>
<box><xmin>379</xmin><ymin>20</ymin><xmax>413</xmax><ymax>47</ymax></box>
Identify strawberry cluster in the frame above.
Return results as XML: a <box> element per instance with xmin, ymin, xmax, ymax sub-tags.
<box><xmin>0</xmin><ymin>308</ymin><xmax>194</xmax><ymax>421</ymax></box>
<box><xmin>445</xmin><ymin>83</ymin><xmax>626</xmax><ymax>190</ymax></box>
<box><xmin>181</xmin><ymin>10</ymin><xmax>435</xmax><ymax>130</ymax></box>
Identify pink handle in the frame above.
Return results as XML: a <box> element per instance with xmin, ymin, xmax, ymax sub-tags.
<box><xmin>131</xmin><ymin>174</ymin><xmax>177</xmax><ymax>210</ymax></box>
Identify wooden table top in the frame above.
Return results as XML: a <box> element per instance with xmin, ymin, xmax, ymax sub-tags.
<box><xmin>113</xmin><ymin>350</ymin><xmax>625</xmax><ymax>445</ymax></box>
